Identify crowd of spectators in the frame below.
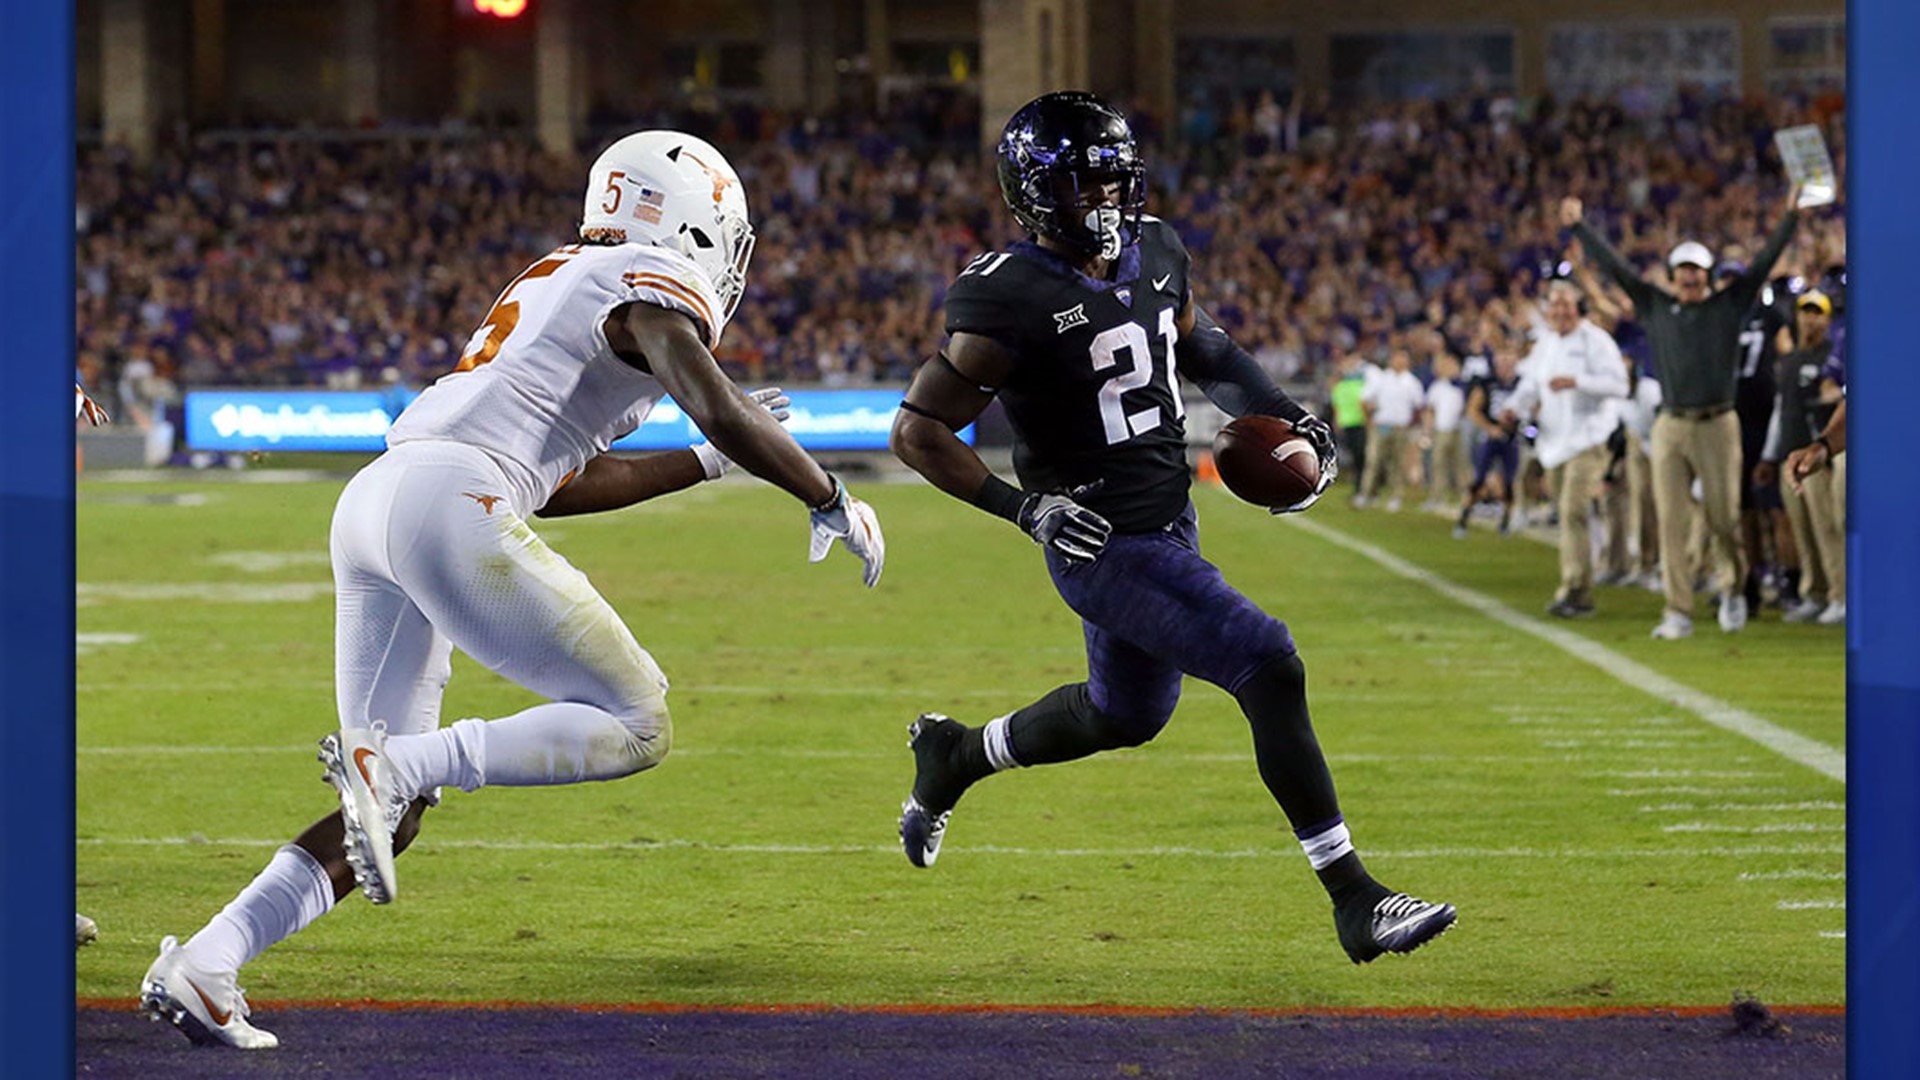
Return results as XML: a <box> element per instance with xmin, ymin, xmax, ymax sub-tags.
<box><xmin>75</xmin><ymin>84</ymin><xmax>1845</xmax><ymax>429</ymax></box>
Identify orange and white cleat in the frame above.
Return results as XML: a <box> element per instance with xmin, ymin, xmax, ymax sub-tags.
<box><xmin>138</xmin><ymin>936</ymin><xmax>278</xmax><ymax>1049</ymax></box>
<box><xmin>318</xmin><ymin>726</ymin><xmax>399</xmax><ymax>904</ymax></box>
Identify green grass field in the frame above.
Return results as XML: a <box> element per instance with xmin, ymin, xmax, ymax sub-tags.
<box><xmin>76</xmin><ymin>472</ymin><xmax>1845</xmax><ymax>1010</ymax></box>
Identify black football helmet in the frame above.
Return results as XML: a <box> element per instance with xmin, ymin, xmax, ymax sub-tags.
<box><xmin>996</xmin><ymin>91</ymin><xmax>1146</xmax><ymax>262</ymax></box>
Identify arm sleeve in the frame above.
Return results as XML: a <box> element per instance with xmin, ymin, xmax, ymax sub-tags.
<box><xmin>943</xmin><ymin>267</ymin><xmax>1025</xmax><ymax>356</ymax></box>
<box><xmin>618</xmin><ymin>247</ymin><xmax>726</xmax><ymax>349</ymax></box>
<box><xmin>1571</xmin><ymin>221</ymin><xmax>1658</xmax><ymax>310</ymax></box>
<box><xmin>1508</xmin><ymin>376</ymin><xmax>1541</xmax><ymax>418</ymax></box>
<box><xmin>1575</xmin><ymin>330</ymin><xmax>1631</xmax><ymax>398</ymax></box>
<box><xmin>1734</xmin><ymin>211</ymin><xmax>1801</xmax><ymax>304</ymax></box>
<box><xmin>1175</xmin><ymin>305</ymin><xmax>1309</xmax><ymax>424</ymax></box>
<box><xmin>1761</xmin><ymin>402</ymin><xmax>1784</xmax><ymax>462</ymax></box>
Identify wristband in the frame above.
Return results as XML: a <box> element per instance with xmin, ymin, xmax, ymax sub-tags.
<box><xmin>809</xmin><ymin>474</ymin><xmax>846</xmax><ymax>514</ymax></box>
<box><xmin>1813</xmin><ymin>436</ymin><xmax>1833</xmax><ymax>457</ymax></box>
<box><xmin>970</xmin><ymin>474</ymin><xmax>1027</xmax><ymax>523</ymax></box>
<box><xmin>690</xmin><ymin>442</ymin><xmax>730</xmax><ymax>481</ymax></box>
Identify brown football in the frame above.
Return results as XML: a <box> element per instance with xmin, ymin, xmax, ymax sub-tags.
<box><xmin>1212</xmin><ymin>415</ymin><xmax>1320</xmax><ymax>508</ymax></box>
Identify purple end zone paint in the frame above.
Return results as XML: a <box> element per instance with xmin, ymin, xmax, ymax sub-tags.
<box><xmin>79</xmin><ymin>1006</ymin><xmax>1843</xmax><ymax>1079</ymax></box>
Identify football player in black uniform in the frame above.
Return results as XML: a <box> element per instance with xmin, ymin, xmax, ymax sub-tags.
<box><xmin>1724</xmin><ymin>261</ymin><xmax>1793</xmax><ymax>610</ymax></box>
<box><xmin>889</xmin><ymin>92</ymin><xmax>1455</xmax><ymax>964</ymax></box>
<box><xmin>1452</xmin><ymin>345</ymin><xmax>1526</xmax><ymax>538</ymax></box>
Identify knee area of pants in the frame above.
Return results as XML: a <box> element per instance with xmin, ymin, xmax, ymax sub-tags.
<box><xmin>1239</xmin><ymin>651</ymin><xmax>1307</xmax><ymax>701</ymax></box>
<box><xmin>1092</xmin><ymin>705</ymin><xmax>1172</xmax><ymax>748</ymax></box>
<box><xmin>617</xmin><ymin>710</ymin><xmax>672</xmax><ymax>773</ymax></box>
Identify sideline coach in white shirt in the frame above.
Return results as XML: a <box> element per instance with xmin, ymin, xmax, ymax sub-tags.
<box><xmin>1504</xmin><ymin>280</ymin><xmax>1629</xmax><ymax>616</ymax></box>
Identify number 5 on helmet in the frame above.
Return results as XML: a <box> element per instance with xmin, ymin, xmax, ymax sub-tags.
<box><xmin>807</xmin><ymin>476</ymin><xmax>886</xmax><ymax>587</ymax></box>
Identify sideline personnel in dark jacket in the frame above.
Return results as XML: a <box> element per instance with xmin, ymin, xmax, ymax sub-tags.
<box><xmin>1560</xmin><ymin>190</ymin><xmax>1799</xmax><ymax>640</ymax></box>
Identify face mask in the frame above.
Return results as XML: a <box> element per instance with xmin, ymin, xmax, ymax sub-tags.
<box><xmin>1083</xmin><ymin>207</ymin><xmax>1122</xmax><ymax>261</ymax></box>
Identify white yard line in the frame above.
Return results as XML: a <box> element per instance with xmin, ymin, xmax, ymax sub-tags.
<box><xmin>72</xmin><ymin>744</ymin><xmax>1618</xmax><ymax>768</ymax></box>
<box><xmin>76</xmin><ymin>835</ymin><xmax>1845</xmax><ymax>860</ymax></box>
<box><xmin>1662</xmin><ymin>822</ymin><xmax>1844</xmax><ymax>833</ymax></box>
<box><xmin>1285</xmin><ymin>516</ymin><xmax>1846</xmax><ymax>784</ymax></box>
<box><xmin>1741</xmin><ymin>869</ymin><xmax>1847</xmax><ymax>881</ymax></box>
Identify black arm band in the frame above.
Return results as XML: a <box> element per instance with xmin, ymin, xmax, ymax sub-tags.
<box><xmin>897</xmin><ymin>398</ymin><xmax>964</xmax><ymax>429</ymax></box>
<box><xmin>1176</xmin><ymin>309</ymin><xmax>1308</xmax><ymax>425</ymax></box>
<box><xmin>935</xmin><ymin>351</ymin><xmax>998</xmax><ymax>394</ymax></box>
<box><xmin>970</xmin><ymin>474</ymin><xmax>1027</xmax><ymax>524</ymax></box>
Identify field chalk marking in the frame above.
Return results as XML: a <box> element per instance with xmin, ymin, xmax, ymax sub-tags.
<box><xmin>1285</xmin><ymin>517</ymin><xmax>1845</xmax><ymax>785</ymax></box>
<box><xmin>77</xmin><ymin>835</ymin><xmax>1843</xmax><ymax>861</ymax></box>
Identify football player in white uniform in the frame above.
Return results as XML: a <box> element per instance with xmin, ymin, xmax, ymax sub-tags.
<box><xmin>139</xmin><ymin>132</ymin><xmax>885</xmax><ymax>1049</ymax></box>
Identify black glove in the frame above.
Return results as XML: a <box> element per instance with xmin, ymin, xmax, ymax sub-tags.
<box><xmin>1292</xmin><ymin>414</ymin><xmax>1340</xmax><ymax>485</ymax></box>
<box><xmin>1017</xmin><ymin>490</ymin><xmax>1112</xmax><ymax>564</ymax></box>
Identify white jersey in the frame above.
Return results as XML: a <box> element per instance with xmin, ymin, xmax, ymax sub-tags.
<box><xmin>388</xmin><ymin>242</ymin><xmax>726</xmax><ymax>516</ymax></box>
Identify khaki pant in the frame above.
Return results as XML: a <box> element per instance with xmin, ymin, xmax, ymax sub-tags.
<box><xmin>1362</xmin><ymin>425</ymin><xmax>1413</xmax><ymax>503</ymax></box>
<box><xmin>1650</xmin><ymin>411</ymin><xmax>1744</xmax><ymax>615</ymax></box>
<box><xmin>1624</xmin><ymin>432</ymin><xmax>1658</xmax><ymax>573</ymax></box>
<box><xmin>1549</xmin><ymin>443</ymin><xmax>1612</xmax><ymax>602</ymax></box>
<box><xmin>1427</xmin><ymin>428</ymin><xmax>1468</xmax><ymax>505</ymax></box>
<box><xmin>1831</xmin><ymin>451</ymin><xmax>1847</xmax><ymax>530</ymax></box>
<box><xmin>1784</xmin><ymin>465</ymin><xmax>1846</xmax><ymax>604</ymax></box>
<box><xmin>1599</xmin><ymin>467</ymin><xmax>1631</xmax><ymax>578</ymax></box>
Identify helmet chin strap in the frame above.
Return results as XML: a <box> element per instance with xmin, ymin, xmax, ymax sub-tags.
<box><xmin>1082</xmin><ymin>207</ymin><xmax>1123</xmax><ymax>262</ymax></box>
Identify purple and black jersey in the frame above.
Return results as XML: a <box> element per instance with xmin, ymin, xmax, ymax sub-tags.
<box><xmin>943</xmin><ymin>217</ymin><xmax>1295</xmax><ymax>702</ymax></box>
<box><xmin>1467</xmin><ymin>371</ymin><xmax>1522</xmax><ymax>433</ymax></box>
<box><xmin>944</xmin><ymin>218</ymin><xmax>1194</xmax><ymax>533</ymax></box>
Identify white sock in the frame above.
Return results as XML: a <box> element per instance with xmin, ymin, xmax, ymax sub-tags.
<box><xmin>981</xmin><ymin>714</ymin><xmax>1022</xmax><ymax>772</ymax></box>
<box><xmin>386</xmin><ymin>704</ymin><xmax>651</xmax><ymax>790</ymax></box>
<box><xmin>183</xmin><ymin>844</ymin><xmax>334</xmax><ymax>975</ymax></box>
<box><xmin>385</xmin><ymin>719</ymin><xmax>486</xmax><ymax>797</ymax></box>
<box><xmin>1298</xmin><ymin>821</ymin><xmax>1355</xmax><ymax>871</ymax></box>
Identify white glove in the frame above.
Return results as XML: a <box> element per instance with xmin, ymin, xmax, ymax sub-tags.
<box><xmin>76</xmin><ymin>385</ymin><xmax>109</xmax><ymax>427</ymax></box>
<box><xmin>690</xmin><ymin>387</ymin><xmax>792</xmax><ymax>480</ymax></box>
<box><xmin>808</xmin><ymin>476</ymin><xmax>885</xmax><ymax>588</ymax></box>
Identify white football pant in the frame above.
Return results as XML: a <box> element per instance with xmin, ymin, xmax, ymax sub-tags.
<box><xmin>330</xmin><ymin>440</ymin><xmax>671</xmax><ymax>795</ymax></box>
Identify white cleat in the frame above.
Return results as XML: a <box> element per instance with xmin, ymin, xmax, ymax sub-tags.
<box><xmin>319</xmin><ymin>726</ymin><xmax>399</xmax><ymax>904</ymax></box>
<box><xmin>1718</xmin><ymin>593</ymin><xmax>1749</xmax><ymax>633</ymax></box>
<box><xmin>1650</xmin><ymin>611</ymin><xmax>1694</xmax><ymax>640</ymax></box>
<box><xmin>1816</xmin><ymin>601</ymin><xmax>1847</xmax><ymax>626</ymax></box>
<box><xmin>138</xmin><ymin>936</ymin><xmax>278</xmax><ymax>1049</ymax></box>
<box><xmin>76</xmin><ymin>913</ymin><xmax>98</xmax><ymax>949</ymax></box>
<box><xmin>1782</xmin><ymin>598</ymin><xmax>1826</xmax><ymax>623</ymax></box>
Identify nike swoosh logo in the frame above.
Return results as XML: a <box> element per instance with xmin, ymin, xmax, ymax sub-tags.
<box><xmin>1153</xmin><ymin>274</ymin><xmax>1172</xmax><ymax>291</ymax></box>
<box><xmin>354</xmin><ymin>747</ymin><xmax>379</xmax><ymax>789</ymax></box>
<box><xmin>187</xmin><ymin>977</ymin><xmax>233</xmax><ymax>1027</ymax></box>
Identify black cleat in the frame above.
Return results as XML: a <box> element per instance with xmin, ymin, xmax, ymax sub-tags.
<box><xmin>1336</xmin><ymin>890</ymin><xmax>1458</xmax><ymax>964</ymax></box>
<box><xmin>900</xmin><ymin>713</ymin><xmax>969</xmax><ymax>868</ymax></box>
<box><xmin>1545</xmin><ymin>597</ymin><xmax>1595</xmax><ymax>619</ymax></box>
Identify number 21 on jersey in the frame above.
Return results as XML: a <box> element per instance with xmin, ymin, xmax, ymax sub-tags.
<box><xmin>1090</xmin><ymin>307</ymin><xmax>1182</xmax><ymax>445</ymax></box>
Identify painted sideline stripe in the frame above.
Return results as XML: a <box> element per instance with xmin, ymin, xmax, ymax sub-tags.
<box><xmin>70</xmin><ymin>744</ymin><xmax>1643</xmax><ymax>768</ymax></box>
<box><xmin>71</xmin><ymin>996</ymin><xmax>1845</xmax><ymax>1019</ymax></box>
<box><xmin>1285</xmin><ymin>517</ymin><xmax>1845</xmax><ymax>784</ymax></box>
<box><xmin>1741</xmin><ymin>869</ymin><xmax>1847</xmax><ymax>881</ymax></box>
<box><xmin>76</xmin><ymin>836</ymin><xmax>1844</xmax><ymax>860</ymax></box>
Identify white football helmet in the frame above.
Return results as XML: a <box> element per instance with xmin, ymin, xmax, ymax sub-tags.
<box><xmin>581</xmin><ymin>130</ymin><xmax>755</xmax><ymax>326</ymax></box>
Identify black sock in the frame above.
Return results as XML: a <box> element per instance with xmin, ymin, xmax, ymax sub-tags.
<box><xmin>1782</xmin><ymin>567</ymin><xmax>1803</xmax><ymax>603</ymax></box>
<box><xmin>1233</xmin><ymin>653</ymin><xmax>1342</xmax><ymax>838</ymax></box>
<box><xmin>1317</xmin><ymin>851</ymin><xmax>1383</xmax><ymax>909</ymax></box>
<box><xmin>944</xmin><ymin>684</ymin><xmax>1123</xmax><ymax>789</ymax></box>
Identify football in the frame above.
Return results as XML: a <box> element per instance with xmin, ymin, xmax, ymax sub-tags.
<box><xmin>1212</xmin><ymin>415</ymin><xmax>1321</xmax><ymax>509</ymax></box>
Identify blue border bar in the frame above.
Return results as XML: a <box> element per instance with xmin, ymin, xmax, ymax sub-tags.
<box><xmin>1850</xmin><ymin>1</ymin><xmax>1918</xmax><ymax>1074</ymax></box>
<box><xmin>0</xmin><ymin>0</ymin><xmax>76</xmax><ymax>1074</ymax></box>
